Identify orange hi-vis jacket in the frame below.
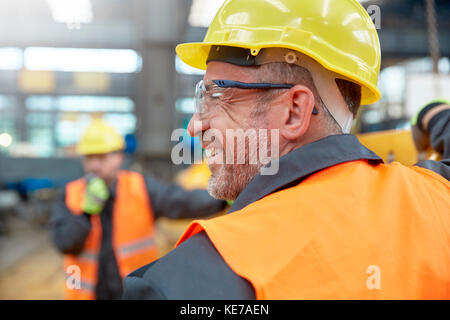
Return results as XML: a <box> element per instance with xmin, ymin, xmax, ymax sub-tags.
<box><xmin>64</xmin><ymin>171</ymin><xmax>157</xmax><ymax>300</ymax></box>
<box><xmin>177</xmin><ymin>160</ymin><xmax>450</xmax><ymax>299</ymax></box>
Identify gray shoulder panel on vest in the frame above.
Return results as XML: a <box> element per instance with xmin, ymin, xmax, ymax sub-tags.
<box><xmin>123</xmin><ymin>231</ymin><xmax>256</xmax><ymax>300</ymax></box>
<box><xmin>415</xmin><ymin>159</ymin><xmax>450</xmax><ymax>181</ymax></box>
<box><xmin>414</xmin><ymin>109</ymin><xmax>450</xmax><ymax>181</ymax></box>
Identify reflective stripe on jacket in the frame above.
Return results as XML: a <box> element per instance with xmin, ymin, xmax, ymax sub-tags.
<box><xmin>177</xmin><ymin>160</ymin><xmax>450</xmax><ymax>299</ymax></box>
<box><xmin>64</xmin><ymin>171</ymin><xmax>157</xmax><ymax>300</ymax></box>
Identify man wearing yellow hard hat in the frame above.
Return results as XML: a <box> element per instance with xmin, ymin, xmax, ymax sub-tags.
<box><xmin>50</xmin><ymin>118</ymin><xmax>227</xmax><ymax>300</ymax></box>
<box><xmin>123</xmin><ymin>0</ymin><xmax>450</xmax><ymax>299</ymax></box>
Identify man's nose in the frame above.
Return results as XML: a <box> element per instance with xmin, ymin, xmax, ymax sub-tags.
<box><xmin>187</xmin><ymin>113</ymin><xmax>209</xmax><ymax>137</ymax></box>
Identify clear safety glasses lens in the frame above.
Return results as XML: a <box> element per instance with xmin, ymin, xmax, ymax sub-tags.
<box><xmin>194</xmin><ymin>80</ymin><xmax>206</xmax><ymax>114</ymax></box>
<box><xmin>194</xmin><ymin>80</ymin><xmax>226</xmax><ymax>116</ymax></box>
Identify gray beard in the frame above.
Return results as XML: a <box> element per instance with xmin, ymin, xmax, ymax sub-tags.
<box><xmin>206</xmin><ymin>112</ymin><xmax>271</xmax><ymax>200</ymax></box>
<box><xmin>207</xmin><ymin>162</ymin><xmax>265</xmax><ymax>201</ymax></box>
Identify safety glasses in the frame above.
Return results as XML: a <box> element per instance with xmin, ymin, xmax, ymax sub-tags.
<box><xmin>194</xmin><ymin>79</ymin><xmax>319</xmax><ymax>116</ymax></box>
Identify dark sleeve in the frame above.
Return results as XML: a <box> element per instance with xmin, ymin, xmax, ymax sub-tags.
<box><xmin>50</xmin><ymin>188</ymin><xmax>92</xmax><ymax>255</ymax></box>
<box><xmin>145</xmin><ymin>175</ymin><xmax>227</xmax><ymax>219</ymax></box>
<box><xmin>415</xmin><ymin>109</ymin><xmax>450</xmax><ymax>180</ymax></box>
<box><xmin>122</xmin><ymin>231</ymin><xmax>256</xmax><ymax>300</ymax></box>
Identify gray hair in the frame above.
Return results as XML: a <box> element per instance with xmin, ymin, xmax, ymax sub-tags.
<box><xmin>250</xmin><ymin>62</ymin><xmax>361</xmax><ymax>132</ymax></box>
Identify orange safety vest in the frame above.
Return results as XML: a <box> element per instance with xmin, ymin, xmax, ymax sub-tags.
<box><xmin>177</xmin><ymin>160</ymin><xmax>450</xmax><ymax>299</ymax></box>
<box><xmin>64</xmin><ymin>171</ymin><xmax>157</xmax><ymax>300</ymax></box>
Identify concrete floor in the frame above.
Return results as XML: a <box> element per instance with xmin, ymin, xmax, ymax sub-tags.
<box><xmin>0</xmin><ymin>218</ymin><xmax>64</xmax><ymax>300</ymax></box>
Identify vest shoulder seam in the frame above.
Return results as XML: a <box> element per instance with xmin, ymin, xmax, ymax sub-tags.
<box><xmin>411</xmin><ymin>165</ymin><xmax>450</xmax><ymax>187</ymax></box>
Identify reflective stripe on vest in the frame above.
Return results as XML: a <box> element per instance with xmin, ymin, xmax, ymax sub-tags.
<box><xmin>64</xmin><ymin>171</ymin><xmax>157</xmax><ymax>300</ymax></box>
<box><xmin>64</xmin><ymin>269</ymin><xmax>97</xmax><ymax>300</ymax></box>
<box><xmin>79</xmin><ymin>281</ymin><xmax>96</xmax><ymax>292</ymax></box>
<box><xmin>177</xmin><ymin>160</ymin><xmax>450</xmax><ymax>299</ymax></box>
<box><xmin>117</xmin><ymin>236</ymin><xmax>156</xmax><ymax>258</ymax></box>
<box><xmin>77</xmin><ymin>251</ymin><xmax>98</xmax><ymax>262</ymax></box>
<box><xmin>64</xmin><ymin>273</ymin><xmax>96</xmax><ymax>292</ymax></box>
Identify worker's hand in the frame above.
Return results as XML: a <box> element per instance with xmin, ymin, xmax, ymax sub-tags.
<box><xmin>411</xmin><ymin>101</ymin><xmax>450</xmax><ymax>153</ymax></box>
<box><xmin>82</xmin><ymin>176</ymin><xmax>110</xmax><ymax>215</ymax></box>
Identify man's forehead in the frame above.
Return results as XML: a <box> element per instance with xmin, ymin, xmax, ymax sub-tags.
<box><xmin>84</xmin><ymin>152</ymin><xmax>121</xmax><ymax>159</ymax></box>
<box><xmin>204</xmin><ymin>61</ymin><xmax>257</xmax><ymax>82</ymax></box>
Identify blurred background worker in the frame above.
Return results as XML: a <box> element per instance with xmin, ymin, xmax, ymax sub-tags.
<box><xmin>50</xmin><ymin>118</ymin><xmax>226</xmax><ymax>300</ymax></box>
<box><xmin>411</xmin><ymin>98</ymin><xmax>450</xmax><ymax>160</ymax></box>
<box><xmin>123</xmin><ymin>0</ymin><xmax>450</xmax><ymax>300</ymax></box>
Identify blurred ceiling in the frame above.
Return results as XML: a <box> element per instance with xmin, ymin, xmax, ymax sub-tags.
<box><xmin>0</xmin><ymin>0</ymin><xmax>138</xmax><ymax>48</ymax></box>
<box><xmin>357</xmin><ymin>0</ymin><xmax>450</xmax><ymax>66</ymax></box>
<box><xmin>0</xmin><ymin>0</ymin><xmax>447</xmax><ymax>66</ymax></box>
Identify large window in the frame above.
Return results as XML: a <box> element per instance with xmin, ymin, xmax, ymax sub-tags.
<box><xmin>26</xmin><ymin>113</ymin><xmax>55</xmax><ymax>157</ymax></box>
<box><xmin>0</xmin><ymin>48</ymin><xmax>23</xmax><ymax>70</ymax></box>
<box><xmin>0</xmin><ymin>46</ymin><xmax>139</xmax><ymax>158</ymax></box>
<box><xmin>0</xmin><ymin>95</ymin><xmax>19</xmax><ymax>153</ymax></box>
<box><xmin>24</xmin><ymin>47</ymin><xmax>141</xmax><ymax>73</ymax></box>
<box><xmin>56</xmin><ymin>112</ymin><xmax>136</xmax><ymax>149</ymax></box>
<box><xmin>26</xmin><ymin>95</ymin><xmax>136</xmax><ymax>155</ymax></box>
<box><xmin>26</xmin><ymin>95</ymin><xmax>135</xmax><ymax>113</ymax></box>
<box><xmin>0</xmin><ymin>96</ymin><xmax>137</xmax><ymax>157</ymax></box>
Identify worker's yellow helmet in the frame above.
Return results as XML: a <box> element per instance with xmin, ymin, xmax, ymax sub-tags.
<box><xmin>77</xmin><ymin>118</ymin><xmax>125</xmax><ymax>155</ymax></box>
<box><xmin>176</xmin><ymin>0</ymin><xmax>381</xmax><ymax>105</ymax></box>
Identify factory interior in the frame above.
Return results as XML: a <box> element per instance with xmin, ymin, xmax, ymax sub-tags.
<box><xmin>0</xmin><ymin>0</ymin><xmax>449</xmax><ymax>300</ymax></box>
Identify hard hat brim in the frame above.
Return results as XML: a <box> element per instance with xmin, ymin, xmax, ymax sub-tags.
<box><xmin>176</xmin><ymin>42</ymin><xmax>381</xmax><ymax>106</ymax></box>
<box><xmin>77</xmin><ymin>144</ymin><xmax>125</xmax><ymax>156</ymax></box>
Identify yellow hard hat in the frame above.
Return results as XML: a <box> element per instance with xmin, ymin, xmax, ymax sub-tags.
<box><xmin>176</xmin><ymin>0</ymin><xmax>381</xmax><ymax>105</ymax></box>
<box><xmin>77</xmin><ymin>118</ymin><xmax>125</xmax><ymax>155</ymax></box>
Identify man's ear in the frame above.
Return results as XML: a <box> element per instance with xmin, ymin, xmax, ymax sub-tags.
<box><xmin>279</xmin><ymin>85</ymin><xmax>315</xmax><ymax>141</ymax></box>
